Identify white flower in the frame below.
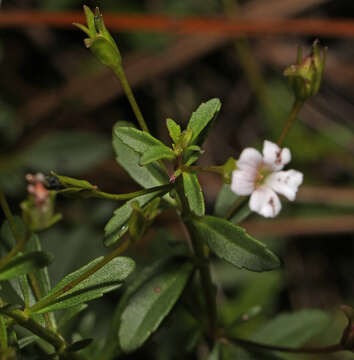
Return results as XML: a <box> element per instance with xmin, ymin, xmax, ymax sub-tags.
<box><xmin>231</xmin><ymin>140</ymin><xmax>303</xmax><ymax>218</ymax></box>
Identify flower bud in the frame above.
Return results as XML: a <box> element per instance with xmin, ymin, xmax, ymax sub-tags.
<box><xmin>21</xmin><ymin>173</ymin><xmax>62</xmax><ymax>231</ymax></box>
<box><xmin>340</xmin><ymin>305</ymin><xmax>354</xmax><ymax>351</ymax></box>
<box><xmin>284</xmin><ymin>40</ymin><xmax>327</xmax><ymax>102</ymax></box>
<box><xmin>74</xmin><ymin>6</ymin><xmax>121</xmax><ymax>70</ymax></box>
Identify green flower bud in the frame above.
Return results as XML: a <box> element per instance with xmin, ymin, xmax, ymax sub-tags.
<box><xmin>221</xmin><ymin>157</ymin><xmax>237</xmax><ymax>184</ymax></box>
<box><xmin>284</xmin><ymin>40</ymin><xmax>327</xmax><ymax>102</ymax></box>
<box><xmin>74</xmin><ymin>6</ymin><xmax>121</xmax><ymax>70</ymax></box>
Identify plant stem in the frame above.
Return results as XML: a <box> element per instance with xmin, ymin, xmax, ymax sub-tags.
<box><xmin>113</xmin><ymin>66</ymin><xmax>149</xmax><ymax>133</ymax></box>
<box><xmin>1</xmin><ymin>308</ymin><xmax>65</xmax><ymax>350</ymax></box>
<box><xmin>0</xmin><ymin>189</ymin><xmax>21</xmax><ymax>244</ymax></box>
<box><xmin>186</xmin><ymin>165</ymin><xmax>223</xmax><ymax>174</ymax></box>
<box><xmin>186</xmin><ymin>221</ymin><xmax>217</xmax><ymax>340</ymax></box>
<box><xmin>90</xmin><ymin>183</ymin><xmax>172</xmax><ymax>201</ymax></box>
<box><xmin>230</xmin><ymin>337</ymin><xmax>344</xmax><ymax>354</ymax></box>
<box><xmin>0</xmin><ymin>313</ymin><xmax>7</xmax><ymax>349</ymax></box>
<box><xmin>30</xmin><ymin>239</ymin><xmax>131</xmax><ymax>314</ymax></box>
<box><xmin>277</xmin><ymin>100</ymin><xmax>304</xmax><ymax>146</ymax></box>
<box><xmin>175</xmin><ymin>178</ymin><xmax>217</xmax><ymax>340</ymax></box>
<box><xmin>224</xmin><ymin>196</ymin><xmax>245</xmax><ymax>220</ymax></box>
<box><xmin>0</xmin><ymin>232</ymin><xmax>30</xmax><ymax>271</ymax></box>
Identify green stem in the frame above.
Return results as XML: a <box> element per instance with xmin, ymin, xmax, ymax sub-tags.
<box><xmin>175</xmin><ymin>178</ymin><xmax>217</xmax><ymax>341</ymax></box>
<box><xmin>230</xmin><ymin>337</ymin><xmax>343</xmax><ymax>354</ymax></box>
<box><xmin>186</xmin><ymin>221</ymin><xmax>217</xmax><ymax>340</ymax></box>
<box><xmin>1</xmin><ymin>309</ymin><xmax>65</xmax><ymax>350</ymax></box>
<box><xmin>277</xmin><ymin>100</ymin><xmax>304</xmax><ymax>146</ymax></box>
<box><xmin>0</xmin><ymin>313</ymin><xmax>7</xmax><ymax>349</ymax></box>
<box><xmin>186</xmin><ymin>165</ymin><xmax>223</xmax><ymax>175</ymax></box>
<box><xmin>90</xmin><ymin>184</ymin><xmax>172</xmax><ymax>201</ymax></box>
<box><xmin>30</xmin><ymin>239</ymin><xmax>131</xmax><ymax>314</ymax></box>
<box><xmin>0</xmin><ymin>232</ymin><xmax>30</xmax><ymax>272</ymax></box>
<box><xmin>224</xmin><ymin>196</ymin><xmax>245</xmax><ymax>220</ymax></box>
<box><xmin>113</xmin><ymin>66</ymin><xmax>150</xmax><ymax>133</ymax></box>
<box><xmin>0</xmin><ymin>189</ymin><xmax>21</xmax><ymax>244</ymax></box>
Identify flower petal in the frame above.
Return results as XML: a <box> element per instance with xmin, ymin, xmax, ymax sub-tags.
<box><xmin>237</xmin><ymin>148</ymin><xmax>262</xmax><ymax>172</ymax></box>
<box><xmin>266</xmin><ymin>170</ymin><xmax>303</xmax><ymax>201</ymax></box>
<box><xmin>231</xmin><ymin>170</ymin><xmax>255</xmax><ymax>195</ymax></box>
<box><xmin>249</xmin><ymin>186</ymin><xmax>281</xmax><ymax>218</ymax></box>
<box><xmin>262</xmin><ymin>140</ymin><xmax>291</xmax><ymax>171</ymax></box>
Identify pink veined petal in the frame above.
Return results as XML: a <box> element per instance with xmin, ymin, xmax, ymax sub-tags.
<box><xmin>262</xmin><ymin>140</ymin><xmax>291</xmax><ymax>171</ymax></box>
<box><xmin>236</xmin><ymin>148</ymin><xmax>262</xmax><ymax>172</ymax></box>
<box><xmin>231</xmin><ymin>170</ymin><xmax>255</xmax><ymax>195</ymax></box>
<box><xmin>266</xmin><ymin>170</ymin><xmax>303</xmax><ymax>201</ymax></box>
<box><xmin>249</xmin><ymin>186</ymin><xmax>281</xmax><ymax>218</ymax></box>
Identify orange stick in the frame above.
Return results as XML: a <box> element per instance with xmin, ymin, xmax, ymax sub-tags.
<box><xmin>1</xmin><ymin>11</ymin><xmax>354</xmax><ymax>38</ymax></box>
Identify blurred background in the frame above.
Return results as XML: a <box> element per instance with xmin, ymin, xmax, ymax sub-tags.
<box><xmin>0</xmin><ymin>0</ymin><xmax>353</xmax><ymax>359</ymax></box>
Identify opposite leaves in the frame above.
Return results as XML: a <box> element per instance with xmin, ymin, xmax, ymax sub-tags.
<box><xmin>189</xmin><ymin>216</ymin><xmax>280</xmax><ymax>272</ymax></box>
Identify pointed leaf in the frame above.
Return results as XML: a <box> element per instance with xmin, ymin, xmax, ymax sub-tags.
<box><xmin>182</xmin><ymin>172</ymin><xmax>205</xmax><ymax>217</ymax></box>
<box><xmin>0</xmin><ymin>252</ymin><xmax>52</xmax><ymax>281</ymax></box>
<box><xmin>189</xmin><ymin>216</ymin><xmax>280</xmax><ymax>271</ymax></box>
<box><xmin>104</xmin><ymin>189</ymin><xmax>165</xmax><ymax>247</ymax></box>
<box><xmin>166</xmin><ymin>118</ymin><xmax>181</xmax><ymax>143</ymax></box>
<box><xmin>140</xmin><ymin>146</ymin><xmax>175</xmax><ymax>166</ymax></box>
<box><xmin>119</xmin><ymin>260</ymin><xmax>194</xmax><ymax>352</ymax></box>
<box><xmin>187</xmin><ymin>98</ymin><xmax>221</xmax><ymax>146</ymax></box>
<box><xmin>31</xmin><ymin>256</ymin><xmax>135</xmax><ymax>314</ymax></box>
<box><xmin>113</xmin><ymin>122</ymin><xmax>169</xmax><ymax>188</ymax></box>
<box><xmin>115</xmin><ymin>126</ymin><xmax>169</xmax><ymax>154</ymax></box>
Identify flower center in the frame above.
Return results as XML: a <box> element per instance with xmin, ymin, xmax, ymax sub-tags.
<box><xmin>254</xmin><ymin>164</ymin><xmax>272</xmax><ymax>188</ymax></box>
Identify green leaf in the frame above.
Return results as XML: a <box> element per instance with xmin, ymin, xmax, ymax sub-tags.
<box><xmin>251</xmin><ymin>309</ymin><xmax>330</xmax><ymax>348</ymax></box>
<box><xmin>166</xmin><ymin>118</ymin><xmax>181</xmax><ymax>143</ymax></box>
<box><xmin>182</xmin><ymin>172</ymin><xmax>205</xmax><ymax>217</ymax></box>
<box><xmin>31</xmin><ymin>256</ymin><xmax>135</xmax><ymax>314</ymax></box>
<box><xmin>119</xmin><ymin>260</ymin><xmax>194</xmax><ymax>352</ymax></box>
<box><xmin>189</xmin><ymin>216</ymin><xmax>280</xmax><ymax>271</ymax></box>
<box><xmin>115</xmin><ymin>126</ymin><xmax>169</xmax><ymax>155</ymax></box>
<box><xmin>187</xmin><ymin>98</ymin><xmax>221</xmax><ymax>146</ymax></box>
<box><xmin>0</xmin><ymin>251</ymin><xmax>53</xmax><ymax>281</ymax></box>
<box><xmin>140</xmin><ymin>146</ymin><xmax>175</xmax><ymax>166</ymax></box>
<box><xmin>113</xmin><ymin>122</ymin><xmax>169</xmax><ymax>188</ymax></box>
<box><xmin>104</xmin><ymin>189</ymin><xmax>165</xmax><ymax>247</ymax></box>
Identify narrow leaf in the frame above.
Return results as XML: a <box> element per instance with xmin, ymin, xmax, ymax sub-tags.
<box><xmin>187</xmin><ymin>98</ymin><xmax>221</xmax><ymax>146</ymax></box>
<box><xmin>189</xmin><ymin>216</ymin><xmax>280</xmax><ymax>271</ymax></box>
<box><xmin>113</xmin><ymin>122</ymin><xmax>169</xmax><ymax>188</ymax></box>
<box><xmin>104</xmin><ymin>189</ymin><xmax>165</xmax><ymax>247</ymax></box>
<box><xmin>115</xmin><ymin>126</ymin><xmax>168</xmax><ymax>154</ymax></box>
<box><xmin>119</xmin><ymin>260</ymin><xmax>194</xmax><ymax>352</ymax></box>
<box><xmin>31</xmin><ymin>256</ymin><xmax>135</xmax><ymax>314</ymax></box>
<box><xmin>166</xmin><ymin>118</ymin><xmax>181</xmax><ymax>143</ymax></box>
<box><xmin>140</xmin><ymin>146</ymin><xmax>175</xmax><ymax>166</ymax></box>
<box><xmin>0</xmin><ymin>252</ymin><xmax>52</xmax><ymax>281</ymax></box>
<box><xmin>182</xmin><ymin>172</ymin><xmax>205</xmax><ymax>217</ymax></box>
